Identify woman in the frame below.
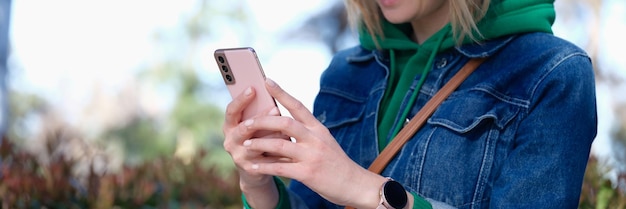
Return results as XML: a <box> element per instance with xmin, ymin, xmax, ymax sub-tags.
<box><xmin>223</xmin><ymin>0</ymin><xmax>597</xmax><ymax>208</ymax></box>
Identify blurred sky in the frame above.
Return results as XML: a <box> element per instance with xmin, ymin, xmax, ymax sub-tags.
<box><xmin>7</xmin><ymin>0</ymin><xmax>626</xmax><ymax>174</ymax></box>
<box><xmin>8</xmin><ymin>0</ymin><xmax>337</xmax><ymax>121</ymax></box>
<box><xmin>9</xmin><ymin>0</ymin><xmax>197</xmax><ymax>120</ymax></box>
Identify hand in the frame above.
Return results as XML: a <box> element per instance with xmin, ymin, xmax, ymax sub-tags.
<box><xmin>239</xmin><ymin>78</ymin><xmax>388</xmax><ymax>208</ymax></box>
<box><xmin>222</xmin><ymin>86</ymin><xmax>283</xmax><ymax>209</ymax></box>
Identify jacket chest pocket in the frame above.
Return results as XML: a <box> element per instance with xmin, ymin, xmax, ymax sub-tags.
<box><xmin>400</xmin><ymin>91</ymin><xmax>520</xmax><ymax>207</ymax></box>
<box><xmin>313</xmin><ymin>89</ymin><xmax>377</xmax><ymax>165</ymax></box>
<box><xmin>314</xmin><ymin>89</ymin><xmax>365</xmax><ymax>129</ymax></box>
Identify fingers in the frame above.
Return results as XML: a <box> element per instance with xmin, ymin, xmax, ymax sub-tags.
<box><xmin>225</xmin><ymin>119</ymin><xmax>292</xmax><ymax>166</ymax></box>
<box><xmin>265</xmin><ymin>78</ymin><xmax>318</xmax><ymax>125</ymax></box>
<box><xmin>248</xmin><ymin>162</ymin><xmax>305</xmax><ymax>180</ymax></box>
<box><xmin>224</xmin><ymin>87</ymin><xmax>255</xmax><ymax>127</ymax></box>
<box><xmin>243</xmin><ymin>138</ymin><xmax>300</xmax><ymax>160</ymax></box>
<box><xmin>242</xmin><ymin>115</ymin><xmax>314</xmax><ymax>144</ymax></box>
<box><xmin>242</xmin><ymin>138</ymin><xmax>305</xmax><ymax>179</ymax></box>
<box><xmin>223</xmin><ymin>85</ymin><xmax>282</xmax><ymax>138</ymax></box>
<box><xmin>250</xmin><ymin>106</ymin><xmax>283</xmax><ymax>138</ymax></box>
<box><xmin>226</xmin><ymin>137</ymin><xmax>278</xmax><ymax>173</ymax></box>
<box><xmin>232</xmin><ymin>138</ymin><xmax>298</xmax><ymax>177</ymax></box>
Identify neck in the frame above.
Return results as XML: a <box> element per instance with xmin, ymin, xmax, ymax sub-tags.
<box><xmin>410</xmin><ymin>3</ymin><xmax>451</xmax><ymax>44</ymax></box>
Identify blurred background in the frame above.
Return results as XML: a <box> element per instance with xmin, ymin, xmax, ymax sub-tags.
<box><xmin>0</xmin><ymin>0</ymin><xmax>624</xmax><ymax>208</ymax></box>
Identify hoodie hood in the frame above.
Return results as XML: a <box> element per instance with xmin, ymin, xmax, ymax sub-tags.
<box><xmin>370</xmin><ymin>0</ymin><xmax>556</xmax><ymax>148</ymax></box>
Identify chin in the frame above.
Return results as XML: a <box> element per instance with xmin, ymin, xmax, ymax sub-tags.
<box><xmin>379</xmin><ymin>5</ymin><xmax>417</xmax><ymax>24</ymax></box>
<box><xmin>381</xmin><ymin>11</ymin><xmax>411</xmax><ymax>24</ymax></box>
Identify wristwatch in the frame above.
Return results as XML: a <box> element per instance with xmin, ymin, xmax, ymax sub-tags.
<box><xmin>377</xmin><ymin>178</ymin><xmax>408</xmax><ymax>209</ymax></box>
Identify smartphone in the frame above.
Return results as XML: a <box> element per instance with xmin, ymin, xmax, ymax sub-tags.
<box><xmin>214</xmin><ymin>47</ymin><xmax>279</xmax><ymax>121</ymax></box>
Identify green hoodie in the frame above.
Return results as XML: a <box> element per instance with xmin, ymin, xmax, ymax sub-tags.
<box><xmin>364</xmin><ymin>0</ymin><xmax>557</xmax><ymax>151</ymax></box>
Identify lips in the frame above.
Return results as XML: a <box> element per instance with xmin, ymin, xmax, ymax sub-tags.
<box><xmin>379</xmin><ymin>0</ymin><xmax>399</xmax><ymax>7</ymax></box>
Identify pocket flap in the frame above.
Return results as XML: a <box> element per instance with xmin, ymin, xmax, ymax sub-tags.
<box><xmin>313</xmin><ymin>89</ymin><xmax>366</xmax><ymax>128</ymax></box>
<box><xmin>427</xmin><ymin>92</ymin><xmax>518</xmax><ymax>133</ymax></box>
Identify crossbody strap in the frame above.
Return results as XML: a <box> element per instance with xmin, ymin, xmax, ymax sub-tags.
<box><xmin>344</xmin><ymin>57</ymin><xmax>486</xmax><ymax>209</ymax></box>
<box><xmin>368</xmin><ymin>57</ymin><xmax>486</xmax><ymax>174</ymax></box>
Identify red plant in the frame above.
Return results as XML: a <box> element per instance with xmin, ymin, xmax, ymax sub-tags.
<box><xmin>0</xmin><ymin>136</ymin><xmax>242</xmax><ymax>208</ymax></box>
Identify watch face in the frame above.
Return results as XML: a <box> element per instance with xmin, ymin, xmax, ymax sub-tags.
<box><xmin>384</xmin><ymin>180</ymin><xmax>408</xmax><ymax>208</ymax></box>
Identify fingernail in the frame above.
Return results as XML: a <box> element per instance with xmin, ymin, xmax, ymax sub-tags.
<box><xmin>243</xmin><ymin>119</ymin><xmax>253</xmax><ymax>126</ymax></box>
<box><xmin>266</xmin><ymin>78</ymin><xmax>276</xmax><ymax>87</ymax></box>
<box><xmin>269</xmin><ymin>107</ymin><xmax>279</xmax><ymax>116</ymax></box>
<box><xmin>244</xmin><ymin>87</ymin><xmax>252</xmax><ymax>96</ymax></box>
<box><xmin>252</xmin><ymin>164</ymin><xmax>259</xmax><ymax>170</ymax></box>
<box><xmin>243</xmin><ymin>140</ymin><xmax>252</xmax><ymax>146</ymax></box>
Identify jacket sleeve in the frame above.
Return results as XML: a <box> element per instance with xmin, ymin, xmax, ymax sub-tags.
<box><xmin>288</xmin><ymin>179</ymin><xmax>328</xmax><ymax>208</ymax></box>
<box><xmin>489</xmin><ymin>53</ymin><xmax>597</xmax><ymax>208</ymax></box>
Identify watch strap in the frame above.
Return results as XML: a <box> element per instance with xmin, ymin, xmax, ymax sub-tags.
<box><xmin>377</xmin><ymin>178</ymin><xmax>390</xmax><ymax>209</ymax></box>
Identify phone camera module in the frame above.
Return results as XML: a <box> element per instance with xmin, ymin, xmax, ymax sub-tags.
<box><xmin>218</xmin><ymin>56</ymin><xmax>225</xmax><ymax>63</ymax></box>
<box><xmin>221</xmin><ymin>65</ymin><xmax>229</xmax><ymax>73</ymax></box>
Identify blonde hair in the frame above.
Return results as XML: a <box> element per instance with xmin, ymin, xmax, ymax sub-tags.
<box><xmin>345</xmin><ymin>0</ymin><xmax>491</xmax><ymax>45</ymax></box>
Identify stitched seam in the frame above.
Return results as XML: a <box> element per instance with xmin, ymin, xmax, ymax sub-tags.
<box><xmin>470</xmin><ymin>86</ymin><xmax>530</xmax><ymax>108</ymax></box>
<box><xmin>471</xmin><ymin>126</ymin><xmax>497</xmax><ymax>208</ymax></box>
<box><xmin>417</xmin><ymin>128</ymin><xmax>437</xmax><ymax>192</ymax></box>
<box><xmin>528</xmin><ymin>52</ymin><xmax>589</xmax><ymax>106</ymax></box>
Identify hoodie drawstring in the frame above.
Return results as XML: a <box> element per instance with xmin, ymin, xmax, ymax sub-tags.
<box><xmin>389</xmin><ymin>32</ymin><xmax>447</xmax><ymax>139</ymax></box>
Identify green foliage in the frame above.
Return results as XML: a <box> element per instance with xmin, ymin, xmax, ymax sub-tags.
<box><xmin>5</xmin><ymin>91</ymin><xmax>48</xmax><ymax>145</ymax></box>
<box><xmin>579</xmin><ymin>156</ymin><xmax>626</xmax><ymax>209</ymax></box>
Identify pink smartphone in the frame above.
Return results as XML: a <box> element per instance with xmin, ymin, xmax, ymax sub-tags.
<box><xmin>214</xmin><ymin>47</ymin><xmax>279</xmax><ymax>121</ymax></box>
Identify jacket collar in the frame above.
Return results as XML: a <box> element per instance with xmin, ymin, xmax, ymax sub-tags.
<box><xmin>346</xmin><ymin>35</ymin><xmax>517</xmax><ymax>62</ymax></box>
<box><xmin>454</xmin><ymin>35</ymin><xmax>516</xmax><ymax>58</ymax></box>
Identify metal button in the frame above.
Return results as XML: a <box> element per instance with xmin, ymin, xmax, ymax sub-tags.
<box><xmin>436</xmin><ymin>58</ymin><xmax>448</xmax><ymax>68</ymax></box>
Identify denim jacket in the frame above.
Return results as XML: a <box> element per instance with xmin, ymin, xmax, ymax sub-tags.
<box><xmin>287</xmin><ymin>32</ymin><xmax>597</xmax><ymax>209</ymax></box>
